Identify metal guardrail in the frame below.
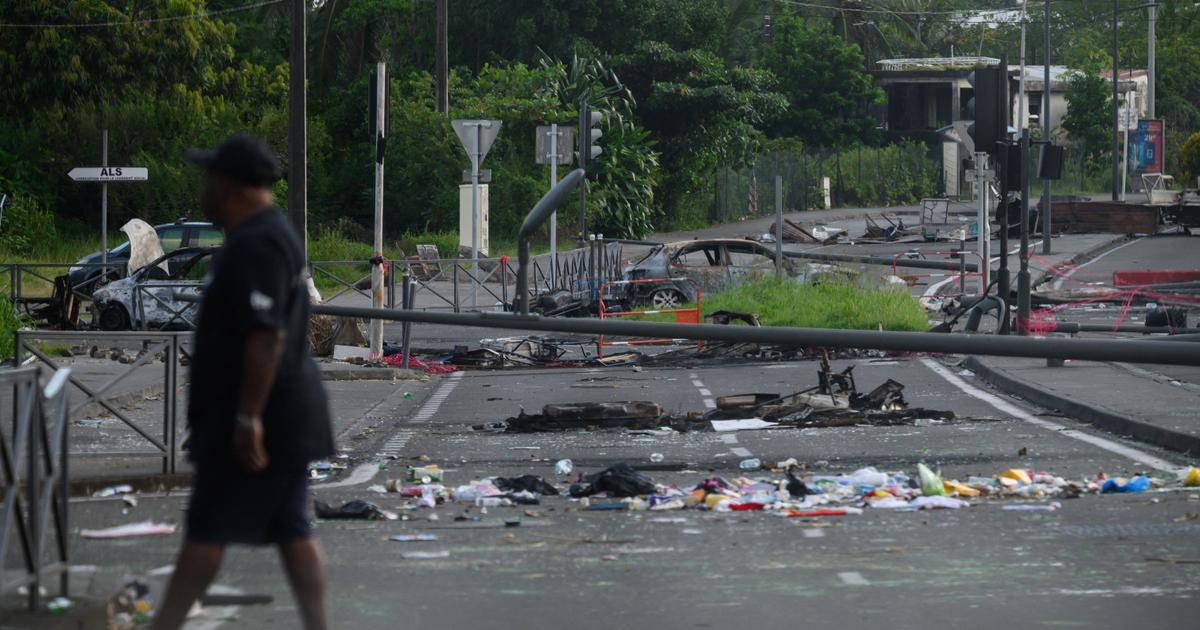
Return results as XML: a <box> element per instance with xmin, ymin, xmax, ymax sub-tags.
<box><xmin>309</xmin><ymin>244</ymin><xmax>624</xmax><ymax>313</ymax></box>
<box><xmin>14</xmin><ymin>331</ymin><xmax>185</xmax><ymax>474</ymax></box>
<box><xmin>0</xmin><ymin>366</ymin><xmax>70</xmax><ymax>611</ymax></box>
<box><xmin>0</xmin><ymin>262</ymin><xmax>124</xmax><ymax>307</ymax></box>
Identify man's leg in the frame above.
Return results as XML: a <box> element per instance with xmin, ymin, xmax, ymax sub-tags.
<box><xmin>279</xmin><ymin>537</ymin><xmax>329</xmax><ymax>630</ymax></box>
<box><xmin>151</xmin><ymin>541</ymin><xmax>224</xmax><ymax>630</ymax></box>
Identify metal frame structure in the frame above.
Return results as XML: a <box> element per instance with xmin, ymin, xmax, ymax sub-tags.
<box><xmin>14</xmin><ymin>331</ymin><xmax>185</xmax><ymax>473</ymax></box>
<box><xmin>0</xmin><ymin>367</ymin><xmax>70</xmax><ymax>611</ymax></box>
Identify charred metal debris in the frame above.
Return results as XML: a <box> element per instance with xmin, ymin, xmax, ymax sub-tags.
<box><xmin>475</xmin><ymin>354</ymin><xmax>956</xmax><ymax>433</ymax></box>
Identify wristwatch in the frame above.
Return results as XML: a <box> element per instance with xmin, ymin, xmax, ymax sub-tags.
<box><xmin>235</xmin><ymin>413</ymin><xmax>260</xmax><ymax>429</ymax></box>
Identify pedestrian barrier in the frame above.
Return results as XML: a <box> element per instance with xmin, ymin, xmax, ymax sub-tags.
<box><xmin>14</xmin><ymin>331</ymin><xmax>186</xmax><ymax>474</ymax></box>
<box><xmin>892</xmin><ymin>249</ymin><xmax>984</xmax><ymax>295</ymax></box>
<box><xmin>0</xmin><ymin>366</ymin><xmax>71</xmax><ymax>611</ymax></box>
<box><xmin>597</xmin><ymin>278</ymin><xmax>702</xmax><ymax>358</ymax></box>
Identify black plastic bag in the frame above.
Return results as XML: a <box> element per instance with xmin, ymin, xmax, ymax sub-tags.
<box><xmin>494</xmin><ymin>475</ymin><xmax>560</xmax><ymax>495</ymax></box>
<box><xmin>314</xmin><ymin>499</ymin><xmax>388</xmax><ymax>520</ymax></box>
<box><xmin>571</xmin><ymin>463</ymin><xmax>656</xmax><ymax>498</ymax></box>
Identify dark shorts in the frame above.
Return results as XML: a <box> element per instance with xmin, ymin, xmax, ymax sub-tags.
<box><xmin>186</xmin><ymin>463</ymin><xmax>312</xmax><ymax>545</ymax></box>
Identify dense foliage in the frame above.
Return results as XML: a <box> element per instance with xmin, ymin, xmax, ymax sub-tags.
<box><xmin>2</xmin><ymin>1</ymin><xmax>1198</xmax><ymax>247</ymax></box>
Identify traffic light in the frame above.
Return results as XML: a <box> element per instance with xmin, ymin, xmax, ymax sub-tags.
<box><xmin>966</xmin><ymin>57</ymin><xmax>1009</xmax><ymax>158</ymax></box>
<box><xmin>579</xmin><ymin>105</ymin><xmax>602</xmax><ymax>170</ymax></box>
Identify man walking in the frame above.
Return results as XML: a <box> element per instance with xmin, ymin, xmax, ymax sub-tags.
<box><xmin>153</xmin><ymin>135</ymin><xmax>334</xmax><ymax>630</ymax></box>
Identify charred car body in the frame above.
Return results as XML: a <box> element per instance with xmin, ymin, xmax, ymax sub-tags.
<box><xmin>91</xmin><ymin>247</ymin><xmax>215</xmax><ymax>330</ymax></box>
<box><xmin>606</xmin><ymin>239</ymin><xmax>798</xmax><ymax>309</ymax></box>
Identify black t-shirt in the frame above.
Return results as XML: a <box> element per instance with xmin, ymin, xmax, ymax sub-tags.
<box><xmin>187</xmin><ymin>208</ymin><xmax>334</xmax><ymax>468</ymax></box>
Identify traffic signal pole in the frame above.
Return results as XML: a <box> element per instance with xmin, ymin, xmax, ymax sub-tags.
<box><xmin>1018</xmin><ymin>128</ymin><xmax>1032</xmax><ymax>335</ymax></box>
<box><xmin>996</xmin><ymin>141</ymin><xmax>1011</xmax><ymax>334</ymax></box>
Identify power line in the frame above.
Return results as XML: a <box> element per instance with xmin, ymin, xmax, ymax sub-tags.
<box><xmin>0</xmin><ymin>0</ymin><xmax>283</xmax><ymax>29</ymax></box>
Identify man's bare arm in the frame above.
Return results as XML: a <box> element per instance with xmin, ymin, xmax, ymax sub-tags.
<box><xmin>234</xmin><ymin>328</ymin><xmax>285</xmax><ymax>471</ymax></box>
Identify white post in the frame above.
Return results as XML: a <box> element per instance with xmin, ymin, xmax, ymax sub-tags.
<box><xmin>549</xmin><ymin>123</ymin><xmax>558</xmax><ymax>288</ymax></box>
<box><xmin>471</xmin><ymin>124</ymin><xmax>480</xmax><ymax>308</ymax></box>
<box><xmin>1018</xmin><ymin>1</ymin><xmax>1028</xmax><ymax>131</ymax></box>
<box><xmin>1147</xmin><ymin>3</ymin><xmax>1156</xmax><ymax>119</ymax></box>
<box><xmin>370</xmin><ymin>62</ymin><xmax>385</xmax><ymax>357</ymax></box>
<box><xmin>101</xmin><ymin>129</ymin><xmax>108</xmax><ymax>270</ymax></box>
<box><xmin>1121</xmin><ymin>99</ymin><xmax>1131</xmax><ymax>201</ymax></box>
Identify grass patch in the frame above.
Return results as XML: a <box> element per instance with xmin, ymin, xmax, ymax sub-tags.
<box><xmin>636</xmin><ymin>277</ymin><xmax>930</xmax><ymax>331</ymax></box>
<box><xmin>0</xmin><ymin>296</ymin><xmax>33</xmax><ymax>360</ymax></box>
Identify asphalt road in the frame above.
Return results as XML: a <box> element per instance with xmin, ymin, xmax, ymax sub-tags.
<box><xmin>26</xmin><ymin>356</ymin><xmax>1200</xmax><ymax>630</ymax></box>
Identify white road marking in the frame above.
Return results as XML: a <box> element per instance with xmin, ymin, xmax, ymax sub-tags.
<box><xmin>838</xmin><ymin>571</ymin><xmax>869</xmax><ymax>586</ymax></box>
<box><xmin>802</xmin><ymin>528</ymin><xmax>826</xmax><ymax>539</ymax></box>
<box><xmin>691</xmin><ymin>379</ymin><xmax>705</xmax><ymax>388</ymax></box>
<box><xmin>698</xmin><ymin>388</ymin><xmax>712</xmax><ymax>397</ymax></box>
<box><xmin>1052</xmin><ymin>237</ymin><xmax>1141</xmax><ymax>290</ymax></box>
<box><xmin>310</xmin><ymin>462</ymin><xmax>380</xmax><ymax>491</ymax></box>
<box><xmin>720</xmin><ymin>434</ymin><xmax>739</xmax><ymax>444</ymax></box>
<box><xmin>730</xmin><ymin>447</ymin><xmax>752</xmax><ymax>458</ymax></box>
<box><xmin>703</xmin><ymin>399</ymin><xmax>717</xmax><ymax>409</ymax></box>
<box><xmin>920</xmin><ymin>358</ymin><xmax>1177</xmax><ymax>471</ymax></box>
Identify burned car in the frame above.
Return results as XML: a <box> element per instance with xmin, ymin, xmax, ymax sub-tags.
<box><xmin>91</xmin><ymin>247</ymin><xmax>215</xmax><ymax>330</ymax></box>
<box><xmin>609</xmin><ymin>239</ymin><xmax>797</xmax><ymax>308</ymax></box>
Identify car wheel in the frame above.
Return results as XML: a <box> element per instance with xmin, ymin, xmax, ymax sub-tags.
<box><xmin>649</xmin><ymin>288</ymin><xmax>684</xmax><ymax>309</ymax></box>
<box><xmin>97</xmin><ymin>303</ymin><xmax>131</xmax><ymax>331</ymax></box>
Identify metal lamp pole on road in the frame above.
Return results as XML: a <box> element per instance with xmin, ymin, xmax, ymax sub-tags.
<box><xmin>1041</xmin><ymin>0</ymin><xmax>1052</xmax><ymax>254</ymax></box>
<box><xmin>1111</xmin><ymin>0</ymin><xmax>1120</xmax><ymax>202</ymax></box>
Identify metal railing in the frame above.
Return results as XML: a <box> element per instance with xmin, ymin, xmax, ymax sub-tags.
<box><xmin>14</xmin><ymin>331</ymin><xmax>185</xmax><ymax>474</ymax></box>
<box><xmin>308</xmin><ymin>243</ymin><xmax>624</xmax><ymax>313</ymax></box>
<box><xmin>0</xmin><ymin>366</ymin><xmax>71</xmax><ymax>611</ymax></box>
<box><xmin>134</xmin><ymin>283</ymin><xmax>202</xmax><ymax>330</ymax></box>
<box><xmin>597</xmin><ymin>278</ymin><xmax>702</xmax><ymax>358</ymax></box>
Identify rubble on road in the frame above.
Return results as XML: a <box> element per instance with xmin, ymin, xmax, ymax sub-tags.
<box><xmin>336</xmin><ymin>461</ymin><xmax>1199</xmax><ymax>524</ymax></box>
<box><xmin>766</xmin><ymin>218</ymin><xmax>843</xmax><ymax>244</ymax></box>
<box><xmin>860</xmin><ymin>213</ymin><xmax>917</xmax><ymax>241</ymax></box>
<box><xmin>478</xmin><ymin>354</ymin><xmax>955</xmax><ymax>433</ymax></box>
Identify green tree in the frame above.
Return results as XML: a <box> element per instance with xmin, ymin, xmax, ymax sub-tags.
<box><xmin>1062</xmin><ymin>72</ymin><xmax>1112</xmax><ymax>162</ymax></box>
<box><xmin>612</xmin><ymin>42</ymin><xmax>785</xmax><ymax>222</ymax></box>
<box><xmin>758</xmin><ymin>16</ymin><xmax>883</xmax><ymax>146</ymax></box>
<box><xmin>1179</xmin><ymin>132</ymin><xmax>1200</xmax><ymax>186</ymax></box>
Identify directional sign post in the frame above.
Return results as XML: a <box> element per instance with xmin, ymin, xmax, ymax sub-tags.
<box><xmin>536</xmin><ymin>124</ymin><xmax>574</xmax><ymax>288</ymax></box>
<box><xmin>68</xmin><ymin>130</ymin><xmax>149</xmax><ymax>269</ymax></box>
<box><xmin>451</xmin><ymin>119</ymin><xmax>502</xmax><ymax>307</ymax></box>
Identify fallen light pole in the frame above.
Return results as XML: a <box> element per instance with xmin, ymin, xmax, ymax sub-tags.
<box><xmin>516</xmin><ymin>168</ymin><xmax>585</xmax><ymax>315</ymax></box>
<box><xmin>783</xmin><ymin>250</ymin><xmax>979</xmax><ymax>273</ymax></box>
<box><xmin>172</xmin><ymin>293</ymin><xmax>1200</xmax><ymax>366</ymax></box>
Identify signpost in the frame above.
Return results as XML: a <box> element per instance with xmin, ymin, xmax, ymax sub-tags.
<box><xmin>451</xmin><ymin>119</ymin><xmax>502</xmax><ymax>307</ymax></box>
<box><xmin>369</xmin><ymin>63</ymin><xmax>387</xmax><ymax>357</ymax></box>
<box><xmin>68</xmin><ymin>130</ymin><xmax>149</xmax><ymax>269</ymax></box>
<box><xmin>536</xmin><ymin>124</ymin><xmax>574</xmax><ymax>288</ymax></box>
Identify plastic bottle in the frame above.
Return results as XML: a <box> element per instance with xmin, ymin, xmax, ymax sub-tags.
<box><xmin>738</xmin><ymin>458</ymin><xmax>762</xmax><ymax>471</ymax></box>
<box><xmin>554</xmin><ymin>459</ymin><xmax>574</xmax><ymax>475</ymax></box>
<box><xmin>476</xmin><ymin>496</ymin><xmax>510</xmax><ymax>507</ymax></box>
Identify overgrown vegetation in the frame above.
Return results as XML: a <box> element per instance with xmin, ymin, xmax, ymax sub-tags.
<box><xmin>641</xmin><ymin>277</ymin><xmax>929</xmax><ymax>332</ymax></box>
<box><xmin>0</xmin><ymin>296</ymin><xmax>32</xmax><ymax>360</ymax></box>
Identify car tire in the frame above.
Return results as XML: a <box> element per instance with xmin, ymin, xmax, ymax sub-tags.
<box><xmin>97</xmin><ymin>303</ymin><xmax>131</xmax><ymax>331</ymax></box>
<box><xmin>648</xmin><ymin>288</ymin><xmax>684</xmax><ymax>309</ymax></box>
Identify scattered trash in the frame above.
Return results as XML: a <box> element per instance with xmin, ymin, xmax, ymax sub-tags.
<box><xmin>711</xmin><ymin>419</ymin><xmax>778</xmax><ymax>432</ymax></box>
<box><xmin>47</xmin><ymin>596</ymin><xmax>73</xmax><ymax>614</ymax></box>
<box><xmin>917</xmin><ymin>463</ymin><xmax>944</xmax><ymax>496</ymax></box>
<box><xmin>408</xmin><ymin>465</ymin><xmax>443</xmax><ymax>483</ymax></box>
<box><xmin>906</xmin><ymin>496</ymin><xmax>968</xmax><ymax>510</ymax></box>
<box><xmin>81</xmin><ymin>521</ymin><xmax>177</xmax><ymax>539</ymax></box>
<box><xmin>781</xmin><ymin>507</ymin><xmax>863</xmax><ymax>517</ymax></box>
<box><xmin>313</xmin><ymin>500</ymin><xmax>398</xmax><ymax>520</ymax></box>
<box><xmin>106</xmin><ymin>580</ymin><xmax>153</xmax><ymax>629</ymax></box>
<box><xmin>93</xmin><ymin>484</ymin><xmax>134</xmax><ymax>498</ymax></box>
<box><xmin>494</xmin><ymin>475</ymin><xmax>559</xmax><ymax>495</ymax></box>
<box><xmin>389</xmin><ymin>533</ymin><xmax>439</xmax><ymax>542</ymax></box>
<box><xmin>738</xmin><ymin>458</ymin><xmax>762</xmax><ymax>471</ymax></box>
<box><xmin>649</xmin><ymin>452</ymin><xmax>664</xmax><ymax>463</ymax></box>
<box><xmin>1101</xmin><ymin>475</ymin><xmax>1150</xmax><ymax>494</ymax></box>
<box><xmin>570</xmin><ymin>463</ymin><xmax>657</xmax><ymax>498</ymax></box>
<box><xmin>554</xmin><ymin>459</ymin><xmax>574</xmax><ymax>475</ymax></box>
<box><xmin>1182</xmin><ymin>467</ymin><xmax>1200</xmax><ymax>487</ymax></box>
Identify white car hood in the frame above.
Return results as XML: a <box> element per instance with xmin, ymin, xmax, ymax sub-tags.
<box><xmin>121</xmin><ymin>219</ymin><xmax>169</xmax><ymax>276</ymax></box>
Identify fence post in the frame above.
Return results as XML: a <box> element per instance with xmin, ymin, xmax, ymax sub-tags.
<box><xmin>452</xmin><ymin>265</ymin><xmax>460</xmax><ymax>314</ymax></box>
<box><xmin>27</xmin><ymin>380</ymin><xmax>40</xmax><ymax>612</ymax></box>
<box><xmin>164</xmin><ymin>334</ymin><xmax>174</xmax><ymax>474</ymax></box>
<box><xmin>401</xmin><ymin>273</ymin><xmax>412</xmax><ymax>369</ymax></box>
<box><xmin>500</xmin><ymin>255</ymin><xmax>509</xmax><ymax>311</ymax></box>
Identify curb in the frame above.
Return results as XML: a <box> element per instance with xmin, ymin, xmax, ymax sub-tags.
<box><xmin>962</xmin><ymin>355</ymin><xmax>1200</xmax><ymax>456</ymax></box>
<box><xmin>319</xmin><ymin>367</ymin><xmax>426</xmax><ymax>381</ymax></box>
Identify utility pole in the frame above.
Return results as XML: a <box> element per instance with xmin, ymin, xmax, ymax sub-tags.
<box><xmin>101</xmin><ymin>129</ymin><xmax>108</xmax><ymax>269</ymax></box>
<box><xmin>370</xmin><ymin>63</ymin><xmax>387</xmax><ymax>357</ymax></box>
<box><xmin>1111</xmin><ymin>0</ymin><xmax>1120</xmax><ymax>202</ymax></box>
<box><xmin>774</xmin><ymin>175</ymin><xmax>783</xmax><ymax>280</ymax></box>
<box><xmin>975</xmin><ymin>152</ymin><xmax>991</xmax><ymax>294</ymax></box>
<box><xmin>549</xmin><ymin>123</ymin><xmax>559</xmax><ymax>288</ymax></box>
<box><xmin>289</xmin><ymin>0</ymin><xmax>308</xmax><ymax>258</ymax></box>
<box><xmin>1147</xmin><ymin>2</ymin><xmax>1155</xmax><ymax>119</ymax></box>
<box><xmin>435</xmin><ymin>0</ymin><xmax>448</xmax><ymax>114</ymax></box>
<box><xmin>577</xmin><ymin>99</ymin><xmax>588</xmax><ymax>240</ymax></box>
<box><xmin>1042</xmin><ymin>0</ymin><xmax>1052</xmax><ymax>254</ymax></box>
<box><xmin>1018</xmin><ymin>0</ymin><xmax>1028</xmax><ymax>131</ymax></box>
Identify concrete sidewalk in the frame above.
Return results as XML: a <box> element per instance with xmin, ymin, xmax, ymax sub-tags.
<box><xmin>965</xmin><ymin>355</ymin><xmax>1200</xmax><ymax>456</ymax></box>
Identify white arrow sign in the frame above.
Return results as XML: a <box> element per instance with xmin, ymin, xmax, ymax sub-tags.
<box><xmin>451</xmin><ymin>120</ymin><xmax>502</xmax><ymax>165</ymax></box>
<box><xmin>68</xmin><ymin>166</ymin><xmax>148</xmax><ymax>182</ymax></box>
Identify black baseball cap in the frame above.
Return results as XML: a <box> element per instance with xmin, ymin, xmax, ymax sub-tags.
<box><xmin>185</xmin><ymin>134</ymin><xmax>280</xmax><ymax>188</ymax></box>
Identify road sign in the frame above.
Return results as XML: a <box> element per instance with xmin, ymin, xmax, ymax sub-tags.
<box><xmin>535</xmin><ymin>126</ymin><xmax>575</xmax><ymax>165</ymax></box>
<box><xmin>451</xmin><ymin>119</ymin><xmax>502</xmax><ymax>165</ymax></box>
<box><xmin>67</xmin><ymin>166</ymin><xmax>148</xmax><ymax>182</ymax></box>
<box><xmin>462</xmin><ymin>169</ymin><xmax>492</xmax><ymax>183</ymax></box>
